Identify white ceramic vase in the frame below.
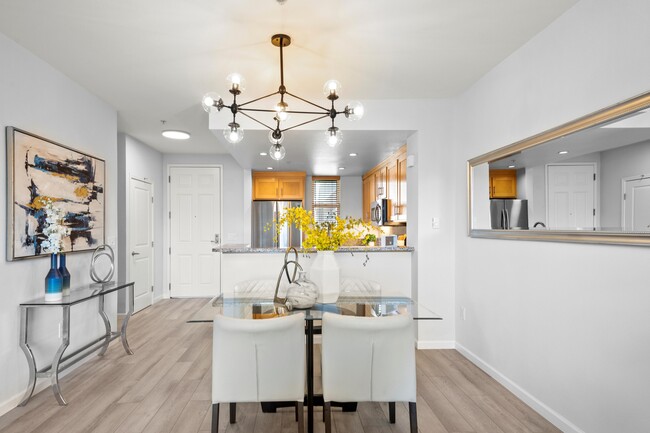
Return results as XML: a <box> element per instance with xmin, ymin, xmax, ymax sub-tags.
<box><xmin>311</xmin><ymin>250</ymin><xmax>340</xmax><ymax>303</ymax></box>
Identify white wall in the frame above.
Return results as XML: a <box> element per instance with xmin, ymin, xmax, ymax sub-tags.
<box><xmin>454</xmin><ymin>1</ymin><xmax>650</xmax><ymax>432</ymax></box>
<box><xmin>0</xmin><ymin>31</ymin><xmax>117</xmax><ymax>414</ymax></box>
<box><xmin>339</xmin><ymin>176</ymin><xmax>362</xmax><ymax>218</ymax></box>
<box><xmin>117</xmin><ymin>134</ymin><xmax>164</xmax><ymax>304</ymax></box>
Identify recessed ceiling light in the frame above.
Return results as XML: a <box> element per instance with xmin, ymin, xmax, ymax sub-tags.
<box><xmin>558</xmin><ymin>150</ymin><xmax>569</xmax><ymax>155</ymax></box>
<box><xmin>349</xmin><ymin>153</ymin><xmax>358</xmax><ymax>157</ymax></box>
<box><xmin>259</xmin><ymin>152</ymin><xmax>268</xmax><ymax>156</ymax></box>
<box><xmin>508</xmin><ymin>165</ymin><xmax>515</xmax><ymax>168</ymax></box>
<box><xmin>338</xmin><ymin>167</ymin><xmax>345</xmax><ymax>170</ymax></box>
<box><xmin>267</xmin><ymin>167</ymin><xmax>273</xmax><ymax>170</ymax></box>
<box><xmin>162</xmin><ymin>130</ymin><xmax>190</xmax><ymax>140</ymax></box>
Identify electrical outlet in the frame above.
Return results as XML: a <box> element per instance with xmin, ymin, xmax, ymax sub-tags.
<box><xmin>432</xmin><ymin>217</ymin><xmax>441</xmax><ymax>229</ymax></box>
<box><xmin>461</xmin><ymin>307</ymin><xmax>467</xmax><ymax>321</ymax></box>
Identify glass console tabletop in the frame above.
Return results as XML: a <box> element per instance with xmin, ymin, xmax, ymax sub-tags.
<box><xmin>188</xmin><ymin>293</ymin><xmax>442</xmax><ymax>322</ymax></box>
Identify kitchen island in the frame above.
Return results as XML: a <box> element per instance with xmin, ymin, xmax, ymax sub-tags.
<box><xmin>219</xmin><ymin>246</ymin><xmax>414</xmax><ymax>297</ymax></box>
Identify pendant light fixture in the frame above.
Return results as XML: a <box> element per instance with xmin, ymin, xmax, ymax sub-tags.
<box><xmin>202</xmin><ymin>34</ymin><xmax>364</xmax><ymax>160</ymax></box>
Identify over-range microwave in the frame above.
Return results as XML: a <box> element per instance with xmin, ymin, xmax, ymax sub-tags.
<box><xmin>370</xmin><ymin>199</ymin><xmax>391</xmax><ymax>226</ymax></box>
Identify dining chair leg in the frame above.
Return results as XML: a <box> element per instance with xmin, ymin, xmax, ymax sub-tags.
<box><xmin>211</xmin><ymin>403</ymin><xmax>219</xmax><ymax>433</ymax></box>
<box><xmin>295</xmin><ymin>401</ymin><xmax>299</xmax><ymax>421</ymax></box>
<box><xmin>324</xmin><ymin>402</ymin><xmax>332</xmax><ymax>433</ymax></box>
<box><xmin>389</xmin><ymin>402</ymin><xmax>396</xmax><ymax>423</ymax></box>
<box><xmin>230</xmin><ymin>402</ymin><xmax>236</xmax><ymax>423</ymax></box>
<box><xmin>408</xmin><ymin>402</ymin><xmax>418</xmax><ymax>433</ymax></box>
<box><xmin>296</xmin><ymin>402</ymin><xmax>304</xmax><ymax>433</ymax></box>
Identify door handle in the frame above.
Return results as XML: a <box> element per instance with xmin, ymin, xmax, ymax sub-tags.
<box><xmin>211</xmin><ymin>234</ymin><xmax>220</xmax><ymax>245</ymax></box>
<box><xmin>131</xmin><ymin>251</ymin><xmax>140</xmax><ymax>256</ymax></box>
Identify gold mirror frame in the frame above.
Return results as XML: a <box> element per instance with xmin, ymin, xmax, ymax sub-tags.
<box><xmin>467</xmin><ymin>91</ymin><xmax>650</xmax><ymax>246</ymax></box>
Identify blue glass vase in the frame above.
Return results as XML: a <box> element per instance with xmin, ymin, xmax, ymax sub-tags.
<box><xmin>58</xmin><ymin>253</ymin><xmax>71</xmax><ymax>297</ymax></box>
<box><xmin>44</xmin><ymin>253</ymin><xmax>63</xmax><ymax>302</ymax></box>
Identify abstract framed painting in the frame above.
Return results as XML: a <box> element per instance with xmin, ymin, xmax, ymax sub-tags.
<box><xmin>6</xmin><ymin>127</ymin><xmax>105</xmax><ymax>260</ymax></box>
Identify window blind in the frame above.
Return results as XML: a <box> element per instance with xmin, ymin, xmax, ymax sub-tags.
<box><xmin>312</xmin><ymin>176</ymin><xmax>340</xmax><ymax>223</ymax></box>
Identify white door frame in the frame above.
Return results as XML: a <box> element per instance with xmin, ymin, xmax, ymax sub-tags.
<box><xmin>545</xmin><ymin>162</ymin><xmax>599</xmax><ymax>229</ymax></box>
<box><xmin>165</xmin><ymin>164</ymin><xmax>223</xmax><ymax>299</ymax></box>
<box><xmin>126</xmin><ymin>175</ymin><xmax>154</xmax><ymax>308</ymax></box>
<box><xmin>621</xmin><ymin>173</ymin><xmax>650</xmax><ymax>230</ymax></box>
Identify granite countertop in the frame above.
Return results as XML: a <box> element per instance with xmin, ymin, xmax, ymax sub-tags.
<box><xmin>218</xmin><ymin>246</ymin><xmax>414</xmax><ymax>254</ymax></box>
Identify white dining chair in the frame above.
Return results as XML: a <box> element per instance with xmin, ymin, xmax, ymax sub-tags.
<box><xmin>212</xmin><ymin>313</ymin><xmax>306</xmax><ymax>433</ymax></box>
<box><xmin>321</xmin><ymin>312</ymin><xmax>417</xmax><ymax>433</ymax></box>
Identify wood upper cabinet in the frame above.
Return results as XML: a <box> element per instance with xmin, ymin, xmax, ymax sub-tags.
<box><xmin>362</xmin><ymin>176</ymin><xmax>374</xmax><ymax>222</ymax></box>
<box><xmin>252</xmin><ymin>171</ymin><xmax>306</xmax><ymax>201</ymax></box>
<box><xmin>362</xmin><ymin>144</ymin><xmax>407</xmax><ymax>223</ymax></box>
<box><xmin>489</xmin><ymin>169</ymin><xmax>517</xmax><ymax>198</ymax></box>
<box><xmin>397</xmin><ymin>154</ymin><xmax>407</xmax><ymax>220</ymax></box>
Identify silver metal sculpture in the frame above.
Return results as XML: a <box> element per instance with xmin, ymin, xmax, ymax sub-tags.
<box><xmin>90</xmin><ymin>245</ymin><xmax>115</xmax><ymax>283</ymax></box>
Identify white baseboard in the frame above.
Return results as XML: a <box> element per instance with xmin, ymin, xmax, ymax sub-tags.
<box><xmin>455</xmin><ymin>343</ymin><xmax>584</xmax><ymax>433</ymax></box>
<box><xmin>416</xmin><ymin>340</ymin><xmax>456</xmax><ymax>349</ymax></box>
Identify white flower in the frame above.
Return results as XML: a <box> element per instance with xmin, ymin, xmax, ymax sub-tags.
<box><xmin>42</xmin><ymin>201</ymin><xmax>70</xmax><ymax>254</ymax></box>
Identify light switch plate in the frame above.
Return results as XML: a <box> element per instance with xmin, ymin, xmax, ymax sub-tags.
<box><xmin>432</xmin><ymin>217</ymin><xmax>440</xmax><ymax>229</ymax></box>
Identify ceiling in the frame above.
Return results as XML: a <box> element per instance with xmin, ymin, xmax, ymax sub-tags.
<box><xmin>0</xmin><ymin>0</ymin><xmax>578</xmax><ymax>175</ymax></box>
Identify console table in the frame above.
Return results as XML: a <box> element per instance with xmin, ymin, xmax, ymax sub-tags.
<box><xmin>18</xmin><ymin>281</ymin><xmax>135</xmax><ymax>406</ymax></box>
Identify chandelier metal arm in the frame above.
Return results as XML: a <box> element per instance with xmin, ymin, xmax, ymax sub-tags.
<box><xmin>237</xmin><ymin>91</ymin><xmax>281</xmax><ymax>108</ymax></box>
<box><xmin>238</xmin><ymin>111</ymin><xmax>275</xmax><ymax>131</ymax></box>
<box><xmin>285</xmin><ymin>91</ymin><xmax>330</xmax><ymax>112</ymax></box>
<box><xmin>279</xmin><ymin>114</ymin><xmax>330</xmax><ymax>133</ymax></box>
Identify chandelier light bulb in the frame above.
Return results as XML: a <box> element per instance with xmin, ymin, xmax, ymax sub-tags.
<box><xmin>275</xmin><ymin>101</ymin><xmax>290</xmax><ymax>122</ymax></box>
<box><xmin>201</xmin><ymin>92</ymin><xmax>222</xmax><ymax>113</ymax></box>
<box><xmin>226</xmin><ymin>73</ymin><xmax>246</xmax><ymax>92</ymax></box>
<box><xmin>268</xmin><ymin>129</ymin><xmax>284</xmax><ymax>145</ymax></box>
<box><xmin>326</xmin><ymin>127</ymin><xmax>342</xmax><ymax>147</ymax></box>
<box><xmin>323</xmin><ymin>80</ymin><xmax>342</xmax><ymax>99</ymax></box>
<box><xmin>345</xmin><ymin>101</ymin><xmax>364</xmax><ymax>121</ymax></box>
<box><xmin>269</xmin><ymin>143</ymin><xmax>286</xmax><ymax>161</ymax></box>
<box><xmin>223</xmin><ymin>123</ymin><xmax>244</xmax><ymax>144</ymax></box>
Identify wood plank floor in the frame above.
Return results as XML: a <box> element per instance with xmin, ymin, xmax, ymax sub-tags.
<box><xmin>0</xmin><ymin>299</ymin><xmax>562</xmax><ymax>433</ymax></box>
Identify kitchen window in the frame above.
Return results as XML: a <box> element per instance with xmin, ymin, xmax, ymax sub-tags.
<box><xmin>312</xmin><ymin>176</ymin><xmax>340</xmax><ymax>223</ymax></box>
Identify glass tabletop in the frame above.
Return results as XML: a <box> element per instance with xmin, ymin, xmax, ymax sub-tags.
<box><xmin>188</xmin><ymin>293</ymin><xmax>442</xmax><ymax>322</ymax></box>
<box><xmin>20</xmin><ymin>281</ymin><xmax>133</xmax><ymax>307</ymax></box>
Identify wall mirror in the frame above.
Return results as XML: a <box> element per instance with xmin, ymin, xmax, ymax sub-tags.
<box><xmin>468</xmin><ymin>91</ymin><xmax>650</xmax><ymax>246</ymax></box>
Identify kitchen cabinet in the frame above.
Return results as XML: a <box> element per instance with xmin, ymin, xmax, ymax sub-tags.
<box><xmin>489</xmin><ymin>169</ymin><xmax>517</xmax><ymax>199</ymax></box>
<box><xmin>362</xmin><ymin>145</ymin><xmax>407</xmax><ymax>223</ymax></box>
<box><xmin>362</xmin><ymin>176</ymin><xmax>374</xmax><ymax>221</ymax></box>
<box><xmin>252</xmin><ymin>171</ymin><xmax>306</xmax><ymax>201</ymax></box>
<box><xmin>397</xmin><ymin>154</ymin><xmax>407</xmax><ymax>220</ymax></box>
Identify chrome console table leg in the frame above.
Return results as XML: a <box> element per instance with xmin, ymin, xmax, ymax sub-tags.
<box><xmin>120</xmin><ymin>283</ymin><xmax>134</xmax><ymax>355</ymax></box>
<box><xmin>51</xmin><ymin>306</ymin><xmax>70</xmax><ymax>405</ymax></box>
<box><xmin>97</xmin><ymin>294</ymin><xmax>112</xmax><ymax>356</ymax></box>
<box><xmin>18</xmin><ymin>307</ymin><xmax>37</xmax><ymax>407</ymax></box>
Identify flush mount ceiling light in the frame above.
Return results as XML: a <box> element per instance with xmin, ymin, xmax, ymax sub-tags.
<box><xmin>202</xmin><ymin>33</ymin><xmax>364</xmax><ymax>160</ymax></box>
<box><xmin>558</xmin><ymin>150</ymin><xmax>569</xmax><ymax>155</ymax></box>
<box><xmin>162</xmin><ymin>130</ymin><xmax>191</xmax><ymax>140</ymax></box>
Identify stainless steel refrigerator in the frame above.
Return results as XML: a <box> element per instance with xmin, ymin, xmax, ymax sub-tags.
<box><xmin>251</xmin><ymin>201</ymin><xmax>303</xmax><ymax>248</ymax></box>
<box><xmin>490</xmin><ymin>199</ymin><xmax>529</xmax><ymax>230</ymax></box>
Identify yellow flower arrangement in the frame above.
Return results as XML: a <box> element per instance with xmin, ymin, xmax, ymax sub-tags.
<box><xmin>272</xmin><ymin>207</ymin><xmax>372</xmax><ymax>251</ymax></box>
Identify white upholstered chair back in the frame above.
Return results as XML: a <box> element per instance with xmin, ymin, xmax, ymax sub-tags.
<box><xmin>321</xmin><ymin>312</ymin><xmax>416</xmax><ymax>403</ymax></box>
<box><xmin>212</xmin><ymin>313</ymin><xmax>305</xmax><ymax>404</ymax></box>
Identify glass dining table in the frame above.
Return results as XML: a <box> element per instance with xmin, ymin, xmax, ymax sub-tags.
<box><xmin>189</xmin><ymin>293</ymin><xmax>441</xmax><ymax>433</ymax></box>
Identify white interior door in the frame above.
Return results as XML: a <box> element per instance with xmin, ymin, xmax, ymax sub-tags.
<box><xmin>623</xmin><ymin>175</ymin><xmax>650</xmax><ymax>231</ymax></box>
<box><xmin>129</xmin><ymin>177</ymin><xmax>153</xmax><ymax>313</ymax></box>
<box><xmin>547</xmin><ymin>164</ymin><xmax>596</xmax><ymax>230</ymax></box>
<box><xmin>170</xmin><ymin>166</ymin><xmax>221</xmax><ymax>297</ymax></box>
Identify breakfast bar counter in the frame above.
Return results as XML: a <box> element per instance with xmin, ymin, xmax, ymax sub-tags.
<box><xmin>218</xmin><ymin>246</ymin><xmax>414</xmax><ymax>254</ymax></box>
<box><xmin>218</xmin><ymin>246</ymin><xmax>414</xmax><ymax>298</ymax></box>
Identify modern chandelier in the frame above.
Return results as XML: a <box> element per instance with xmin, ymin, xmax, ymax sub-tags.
<box><xmin>201</xmin><ymin>34</ymin><xmax>364</xmax><ymax>161</ymax></box>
